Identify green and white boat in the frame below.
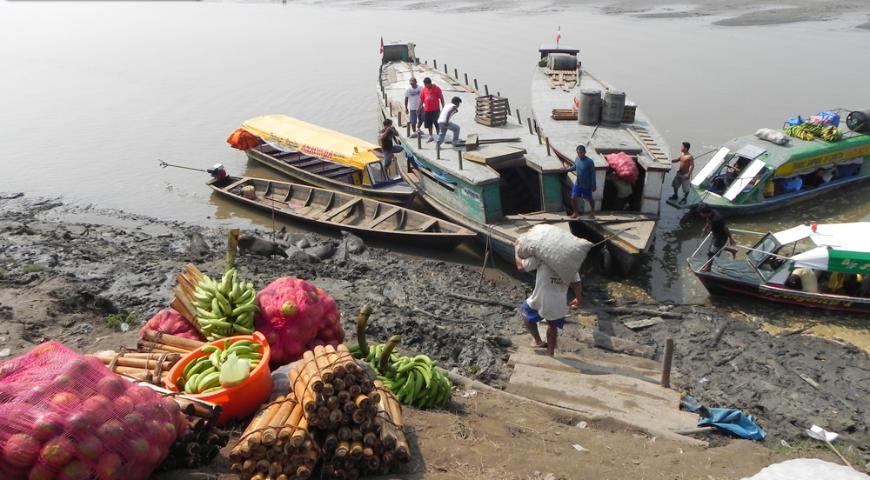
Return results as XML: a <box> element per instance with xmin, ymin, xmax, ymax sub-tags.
<box><xmin>667</xmin><ymin>108</ymin><xmax>870</xmax><ymax>216</ymax></box>
<box><xmin>690</xmin><ymin>222</ymin><xmax>870</xmax><ymax>313</ymax></box>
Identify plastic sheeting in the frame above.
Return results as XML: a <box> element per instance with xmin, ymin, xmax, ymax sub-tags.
<box><xmin>740</xmin><ymin>459</ymin><xmax>870</xmax><ymax>480</ymax></box>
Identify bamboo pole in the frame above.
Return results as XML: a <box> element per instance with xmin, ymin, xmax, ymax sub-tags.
<box><xmin>141</xmin><ymin>331</ymin><xmax>205</xmax><ymax>350</ymax></box>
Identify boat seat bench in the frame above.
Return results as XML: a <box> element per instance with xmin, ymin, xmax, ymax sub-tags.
<box><xmin>416</xmin><ymin>218</ymin><xmax>439</xmax><ymax>232</ymax></box>
<box><xmin>360</xmin><ymin>207</ymin><xmax>400</xmax><ymax>229</ymax></box>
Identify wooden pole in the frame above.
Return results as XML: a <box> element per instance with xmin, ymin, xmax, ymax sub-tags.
<box><xmin>485</xmin><ymin>85</ymin><xmax>489</xmax><ymax>96</ymax></box>
<box><xmin>444</xmin><ymin>63</ymin><xmax>448</xmax><ymax>74</ymax></box>
<box><xmin>464</xmin><ymin>73</ymin><xmax>468</xmax><ymax>85</ymax></box>
<box><xmin>545</xmin><ymin>137</ymin><xmax>551</xmax><ymax>156</ymax></box>
<box><xmin>457</xmin><ymin>150</ymin><xmax>463</xmax><ymax>170</ymax></box>
<box><xmin>517</xmin><ymin>109</ymin><xmax>522</xmax><ymax>123</ymax></box>
<box><xmin>661</xmin><ymin>337</ymin><xmax>674</xmax><ymax>388</ymax></box>
<box><xmin>527</xmin><ymin>118</ymin><xmax>533</xmax><ymax>135</ymax></box>
<box><xmin>536</xmin><ymin>127</ymin><xmax>542</xmax><ymax>145</ymax></box>
<box><xmin>474</xmin><ymin>79</ymin><xmax>478</xmax><ymax>90</ymax></box>
<box><xmin>433</xmin><ymin>59</ymin><xmax>437</xmax><ymax>69</ymax></box>
<box><xmin>454</xmin><ymin>68</ymin><xmax>458</xmax><ymax>79</ymax></box>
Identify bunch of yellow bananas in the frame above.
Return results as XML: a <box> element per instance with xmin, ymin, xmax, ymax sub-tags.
<box><xmin>192</xmin><ymin>267</ymin><xmax>259</xmax><ymax>341</ymax></box>
<box><xmin>821</xmin><ymin>126</ymin><xmax>842</xmax><ymax>141</ymax></box>
<box><xmin>785</xmin><ymin>125</ymin><xmax>816</xmax><ymax>141</ymax></box>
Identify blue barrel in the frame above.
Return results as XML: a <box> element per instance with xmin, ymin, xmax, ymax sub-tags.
<box><xmin>577</xmin><ymin>88</ymin><xmax>601</xmax><ymax>126</ymax></box>
<box><xmin>601</xmin><ymin>90</ymin><xmax>626</xmax><ymax>127</ymax></box>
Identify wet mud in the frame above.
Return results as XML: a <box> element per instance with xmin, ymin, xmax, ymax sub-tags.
<box><xmin>0</xmin><ymin>194</ymin><xmax>868</xmax><ymax>464</ymax></box>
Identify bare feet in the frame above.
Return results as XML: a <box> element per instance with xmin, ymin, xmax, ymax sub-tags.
<box><xmin>531</xmin><ymin>341</ymin><xmax>548</xmax><ymax>348</ymax></box>
<box><xmin>570</xmin><ymin>213</ymin><xmax>579</xmax><ymax>219</ymax></box>
<box><xmin>725</xmin><ymin>247</ymin><xmax>738</xmax><ymax>259</ymax></box>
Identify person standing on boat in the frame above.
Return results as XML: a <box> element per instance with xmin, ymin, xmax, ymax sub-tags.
<box><xmin>378</xmin><ymin>118</ymin><xmax>404</xmax><ymax>173</ymax></box>
<box><xmin>514</xmin><ymin>249</ymin><xmax>583</xmax><ymax>358</ymax></box>
<box><xmin>669</xmin><ymin>141</ymin><xmax>694</xmax><ymax>204</ymax></box>
<box><xmin>697</xmin><ymin>203</ymin><xmax>737</xmax><ymax>272</ymax></box>
<box><xmin>420</xmin><ymin>77</ymin><xmax>444</xmax><ymax>143</ymax></box>
<box><xmin>436</xmin><ymin>96</ymin><xmax>462</xmax><ymax>148</ymax></box>
<box><xmin>561</xmin><ymin>145</ymin><xmax>596</xmax><ymax>219</ymax></box>
<box><xmin>404</xmin><ymin>77</ymin><xmax>424</xmax><ymax>138</ymax></box>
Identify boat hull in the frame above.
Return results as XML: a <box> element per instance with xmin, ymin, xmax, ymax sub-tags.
<box><xmin>690</xmin><ymin>259</ymin><xmax>870</xmax><ymax>314</ymax></box>
<box><xmin>207</xmin><ymin>175</ymin><xmax>475</xmax><ymax>250</ymax></box>
<box><xmin>245</xmin><ymin>149</ymin><xmax>416</xmax><ymax>208</ymax></box>
<box><xmin>667</xmin><ymin>172</ymin><xmax>870</xmax><ymax>216</ymax></box>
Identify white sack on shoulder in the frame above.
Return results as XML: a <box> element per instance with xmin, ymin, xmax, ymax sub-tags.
<box><xmin>515</xmin><ymin>224</ymin><xmax>592</xmax><ymax>283</ymax></box>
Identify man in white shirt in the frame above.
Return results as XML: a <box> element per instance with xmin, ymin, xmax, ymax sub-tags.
<box><xmin>435</xmin><ymin>96</ymin><xmax>462</xmax><ymax>149</ymax></box>
<box><xmin>403</xmin><ymin>78</ymin><xmax>424</xmax><ymax>138</ymax></box>
<box><xmin>515</xmin><ymin>252</ymin><xmax>583</xmax><ymax>357</ymax></box>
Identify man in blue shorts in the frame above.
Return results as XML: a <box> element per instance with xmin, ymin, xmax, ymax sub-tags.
<box><xmin>562</xmin><ymin>145</ymin><xmax>597</xmax><ymax>218</ymax></box>
<box><xmin>515</xmin><ymin>250</ymin><xmax>583</xmax><ymax>357</ymax></box>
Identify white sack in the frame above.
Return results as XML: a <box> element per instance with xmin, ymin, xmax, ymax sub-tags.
<box><xmin>755</xmin><ymin>128</ymin><xmax>790</xmax><ymax>146</ymax></box>
<box><xmin>740</xmin><ymin>458</ymin><xmax>870</xmax><ymax>480</ymax></box>
<box><xmin>515</xmin><ymin>224</ymin><xmax>592</xmax><ymax>283</ymax></box>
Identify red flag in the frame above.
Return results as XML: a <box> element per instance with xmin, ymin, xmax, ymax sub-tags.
<box><xmin>379</xmin><ymin>37</ymin><xmax>384</xmax><ymax>54</ymax></box>
<box><xmin>556</xmin><ymin>26</ymin><xmax>561</xmax><ymax>43</ymax></box>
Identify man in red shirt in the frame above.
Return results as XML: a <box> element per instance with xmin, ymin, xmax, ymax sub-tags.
<box><xmin>420</xmin><ymin>77</ymin><xmax>444</xmax><ymax>143</ymax></box>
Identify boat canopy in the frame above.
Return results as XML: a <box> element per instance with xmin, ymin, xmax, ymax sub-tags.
<box><xmin>774</xmin><ymin>223</ymin><xmax>870</xmax><ymax>274</ymax></box>
<box><xmin>242</xmin><ymin>115</ymin><xmax>382</xmax><ymax>170</ymax></box>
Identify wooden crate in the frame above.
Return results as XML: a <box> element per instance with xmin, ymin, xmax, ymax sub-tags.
<box><xmin>475</xmin><ymin>96</ymin><xmax>509</xmax><ymax>127</ymax></box>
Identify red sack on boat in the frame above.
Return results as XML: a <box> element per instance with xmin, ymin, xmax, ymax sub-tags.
<box><xmin>605</xmin><ymin>152</ymin><xmax>638</xmax><ymax>184</ymax></box>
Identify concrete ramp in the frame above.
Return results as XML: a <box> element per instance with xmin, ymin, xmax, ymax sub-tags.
<box><xmin>507</xmin><ymin>347</ymin><xmax>700</xmax><ymax>442</ymax></box>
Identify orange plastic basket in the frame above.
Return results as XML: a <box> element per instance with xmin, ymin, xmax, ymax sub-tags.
<box><xmin>165</xmin><ymin>331</ymin><xmax>272</xmax><ymax>426</ymax></box>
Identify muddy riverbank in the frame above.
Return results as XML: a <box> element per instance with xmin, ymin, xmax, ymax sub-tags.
<box><xmin>0</xmin><ymin>193</ymin><xmax>868</xmax><ymax>468</ymax></box>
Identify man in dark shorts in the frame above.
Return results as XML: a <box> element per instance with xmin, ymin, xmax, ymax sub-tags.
<box><xmin>697</xmin><ymin>203</ymin><xmax>737</xmax><ymax>272</ymax></box>
<box><xmin>561</xmin><ymin>145</ymin><xmax>596</xmax><ymax>218</ymax></box>
<box><xmin>420</xmin><ymin>77</ymin><xmax>444</xmax><ymax>143</ymax></box>
<box><xmin>378</xmin><ymin>118</ymin><xmax>404</xmax><ymax>173</ymax></box>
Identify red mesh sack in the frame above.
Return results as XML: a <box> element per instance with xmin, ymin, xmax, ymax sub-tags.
<box><xmin>139</xmin><ymin>308</ymin><xmax>205</xmax><ymax>342</ymax></box>
<box><xmin>254</xmin><ymin>277</ymin><xmax>344</xmax><ymax>366</ymax></box>
<box><xmin>605</xmin><ymin>151</ymin><xmax>638</xmax><ymax>184</ymax></box>
<box><xmin>0</xmin><ymin>342</ymin><xmax>187</xmax><ymax>480</ymax></box>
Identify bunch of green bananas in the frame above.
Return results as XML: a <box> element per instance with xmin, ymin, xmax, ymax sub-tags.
<box><xmin>801</xmin><ymin>122</ymin><xmax>825</xmax><ymax>135</ymax></box>
<box><xmin>821</xmin><ymin>126</ymin><xmax>842</xmax><ymax>141</ymax></box>
<box><xmin>177</xmin><ymin>339</ymin><xmax>263</xmax><ymax>394</ymax></box>
<box><xmin>377</xmin><ymin>355</ymin><xmax>453</xmax><ymax>408</ymax></box>
<box><xmin>193</xmin><ymin>268</ymin><xmax>259</xmax><ymax>341</ymax></box>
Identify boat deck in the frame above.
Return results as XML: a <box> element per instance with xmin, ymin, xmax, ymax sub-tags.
<box><xmin>531</xmin><ymin>67</ymin><xmax>671</xmax><ymax>171</ymax></box>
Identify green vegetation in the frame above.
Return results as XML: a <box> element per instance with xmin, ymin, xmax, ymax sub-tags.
<box><xmin>774</xmin><ymin>438</ymin><xmax>865</xmax><ymax>468</ymax></box>
<box><xmin>20</xmin><ymin>264</ymin><xmax>47</xmax><ymax>273</ymax></box>
<box><xmin>467</xmin><ymin>365</ymin><xmax>481</xmax><ymax>374</ymax></box>
<box><xmin>105</xmin><ymin>311</ymin><xmax>142</xmax><ymax>330</ymax></box>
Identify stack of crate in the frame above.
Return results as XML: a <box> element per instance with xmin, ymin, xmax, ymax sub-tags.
<box><xmin>475</xmin><ymin>95</ymin><xmax>508</xmax><ymax>127</ymax></box>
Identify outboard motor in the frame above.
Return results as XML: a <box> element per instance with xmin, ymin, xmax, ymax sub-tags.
<box><xmin>207</xmin><ymin>164</ymin><xmax>227</xmax><ymax>179</ymax></box>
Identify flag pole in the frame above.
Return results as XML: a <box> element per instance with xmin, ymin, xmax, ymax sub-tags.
<box><xmin>557</xmin><ymin>25</ymin><xmax>560</xmax><ymax>48</ymax></box>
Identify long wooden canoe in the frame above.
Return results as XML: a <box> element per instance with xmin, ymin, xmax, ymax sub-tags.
<box><xmin>207</xmin><ymin>175</ymin><xmax>476</xmax><ymax>250</ymax></box>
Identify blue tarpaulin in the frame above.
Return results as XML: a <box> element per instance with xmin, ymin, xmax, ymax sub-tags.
<box><xmin>698</xmin><ymin>408</ymin><xmax>767</xmax><ymax>440</ymax></box>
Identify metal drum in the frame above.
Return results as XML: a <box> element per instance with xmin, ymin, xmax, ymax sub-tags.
<box><xmin>577</xmin><ymin>88</ymin><xmax>601</xmax><ymax>126</ymax></box>
<box><xmin>601</xmin><ymin>90</ymin><xmax>626</xmax><ymax>127</ymax></box>
<box><xmin>846</xmin><ymin>108</ymin><xmax>870</xmax><ymax>133</ymax></box>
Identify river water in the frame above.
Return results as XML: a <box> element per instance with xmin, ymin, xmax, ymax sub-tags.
<box><xmin>3</xmin><ymin>1</ymin><xmax>870</xmax><ymax>308</ymax></box>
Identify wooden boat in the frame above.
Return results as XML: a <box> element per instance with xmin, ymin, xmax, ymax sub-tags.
<box><xmin>230</xmin><ymin>115</ymin><xmax>417</xmax><ymax>207</ymax></box>
<box><xmin>530</xmin><ymin>44</ymin><xmax>672</xmax><ymax>273</ymax></box>
<box><xmin>689</xmin><ymin>223</ymin><xmax>870</xmax><ymax>313</ymax></box>
<box><xmin>666</xmin><ymin>108</ymin><xmax>870</xmax><ymax>216</ymax></box>
<box><xmin>207</xmin><ymin>175</ymin><xmax>476</xmax><ymax>250</ymax></box>
<box><xmin>377</xmin><ymin>42</ymin><xmax>665</xmax><ymax>274</ymax></box>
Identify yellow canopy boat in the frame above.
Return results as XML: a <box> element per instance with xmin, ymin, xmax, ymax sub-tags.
<box><xmin>236</xmin><ymin>115</ymin><xmax>416</xmax><ymax>207</ymax></box>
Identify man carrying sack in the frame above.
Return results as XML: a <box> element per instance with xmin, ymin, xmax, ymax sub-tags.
<box><xmin>514</xmin><ymin>225</ymin><xmax>591</xmax><ymax>357</ymax></box>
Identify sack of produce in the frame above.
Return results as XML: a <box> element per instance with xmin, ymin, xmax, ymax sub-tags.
<box><xmin>0</xmin><ymin>342</ymin><xmax>186</xmax><ymax>480</ymax></box>
<box><xmin>139</xmin><ymin>308</ymin><xmax>205</xmax><ymax>342</ymax></box>
<box><xmin>255</xmin><ymin>277</ymin><xmax>344</xmax><ymax>367</ymax></box>
<box><xmin>755</xmin><ymin>128</ymin><xmax>790</xmax><ymax>146</ymax></box>
<box><xmin>604</xmin><ymin>151</ymin><xmax>638</xmax><ymax>184</ymax></box>
<box><xmin>515</xmin><ymin>224</ymin><xmax>592</xmax><ymax>284</ymax></box>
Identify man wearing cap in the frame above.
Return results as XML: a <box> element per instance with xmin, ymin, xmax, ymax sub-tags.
<box><xmin>435</xmin><ymin>96</ymin><xmax>463</xmax><ymax>149</ymax></box>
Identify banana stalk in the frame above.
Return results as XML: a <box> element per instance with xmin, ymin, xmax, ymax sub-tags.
<box><xmin>356</xmin><ymin>305</ymin><xmax>374</xmax><ymax>357</ymax></box>
<box><xmin>379</xmin><ymin>335</ymin><xmax>402</xmax><ymax>374</ymax></box>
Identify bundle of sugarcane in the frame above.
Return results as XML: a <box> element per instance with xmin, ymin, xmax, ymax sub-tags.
<box><xmin>229</xmin><ymin>394</ymin><xmax>320</xmax><ymax>480</ymax></box>
<box><xmin>290</xmin><ymin>344</ymin><xmax>379</xmax><ymax>431</ymax></box>
<box><xmin>318</xmin><ymin>380</ymin><xmax>409</xmax><ymax>479</ymax></box>
<box><xmin>160</xmin><ymin>416</ymin><xmax>230</xmax><ymax>470</ymax></box>
<box><xmin>126</xmin><ymin>379</ymin><xmax>228</xmax><ymax>470</ymax></box>
<box><xmin>139</xmin><ymin>331</ymin><xmax>206</xmax><ymax>354</ymax></box>
<box><xmin>87</xmin><ymin>351</ymin><xmax>181</xmax><ymax>385</ymax></box>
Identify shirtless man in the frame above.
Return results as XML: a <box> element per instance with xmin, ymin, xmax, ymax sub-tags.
<box><xmin>669</xmin><ymin>141</ymin><xmax>694</xmax><ymax>204</ymax></box>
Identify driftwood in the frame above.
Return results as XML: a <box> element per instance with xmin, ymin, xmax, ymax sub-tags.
<box><xmin>710</xmin><ymin>324</ymin><xmax>728</xmax><ymax>347</ymax></box>
<box><xmin>606</xmin><ymin>307</ymin><xmax>682</xmax><ymax>319</ymax></box>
